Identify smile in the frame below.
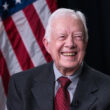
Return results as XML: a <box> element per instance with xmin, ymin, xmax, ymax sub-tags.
<box><xmin>61</xmin><ymin>52</ymin><xmax>77</xmax><ymax>56</ymax></box>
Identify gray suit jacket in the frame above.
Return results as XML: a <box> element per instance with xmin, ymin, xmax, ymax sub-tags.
<box><xmin>7</xmin><ymin>62</ymin><xmax>110</xmax><ymax>110</ymax></box>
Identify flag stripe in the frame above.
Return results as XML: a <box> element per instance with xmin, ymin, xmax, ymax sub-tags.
<box><xmin>23</xmin><ymin>4</ymin><xmax>52</xmax><ymax>62</ymax></box>
<box><xmin>33</xmin><ymin>0</ymin><xmax>51</xmax><ymax>29</ymax></box>
<box><xmin>0</xmin><ymin>0</ymin><xmax>57</xmax><ymax>109</ymax></box>
<box><xmin>3</xmin><ymin>17</ymin><xmax>34</xmax><ymax>70</ymax></box>
<box><xmin>46</xmin><ymin>0</ymin><xmax>57</xmax><ymax>13</ymax></box>
<box><xmin>12</xmin><ymin>11</ymin><xmax>47</xmax><ymax>66</ymax></box>
<box><xmin>0</xmin><ymin>22</ymin><xmax>22</xmax><ymax>75</ymax></box>
<box><xmin>0</xmin><ymin>50</ymin><xmax>10</xmax><ymax>95</ymax></box>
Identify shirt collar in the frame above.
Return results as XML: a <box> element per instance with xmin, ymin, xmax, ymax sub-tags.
<box><xmin>53</xmin><ymin>63</ymin><xmax>83</xmax><ymax>82</ymax></box>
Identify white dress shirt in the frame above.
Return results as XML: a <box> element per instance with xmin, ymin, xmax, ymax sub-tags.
<box><xmin>53</xmin><ymin>63</ymin><xmax>83</xmax><ymax>103</ymax></box>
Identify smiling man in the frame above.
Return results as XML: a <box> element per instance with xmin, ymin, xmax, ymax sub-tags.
<box><xmin>43</xmin><ymin>10</ymin><xmax>87</xmax><ymax>76</ymax></box>
<box><xmin>7</xmin><ymin>8</ymin><xmax>110</xmax><ymax>110</ymax></box>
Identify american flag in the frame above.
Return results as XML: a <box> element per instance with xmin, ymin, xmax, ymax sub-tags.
<box><xmin>0</xmin><ymin>0</ymin><xmax>57</xmax><ymax>109</ymax></box>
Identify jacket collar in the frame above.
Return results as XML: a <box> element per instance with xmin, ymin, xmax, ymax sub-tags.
<box><xmin>31</xmin><ymin>62</ymin><xmax>55</xmax><ymax>110</ymax></box>
<box><xmin>31</xmin><ymin>62</ymin><xmax>99</xmax><ymax>110</ymax></box>
<box><xmin>71</xmin><ymin>63</ymin><xmax>98</xmax><ymax>109</ymax></box>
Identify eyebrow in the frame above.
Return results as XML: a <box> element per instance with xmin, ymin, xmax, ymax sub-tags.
<box><xmin>73</xmin><ymin>32</ymin><xmax>82</xmax><ymax>35</ymax></box>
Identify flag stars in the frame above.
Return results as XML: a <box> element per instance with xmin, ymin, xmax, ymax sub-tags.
<box><xmin>3</xmin><ymin>2</ymin><xmax>9</xmax><ymax>10</ymax></box>
<box><xmin>16</xmin><ymin>0</ymin><xmax>22</xmax><ymax>4</ymax></box>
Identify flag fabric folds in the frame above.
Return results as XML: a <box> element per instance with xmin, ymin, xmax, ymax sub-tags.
<box><xmin>0</xmin><ymin>0</ymin><xmax>57</xmax><ymax>110</ymax></box>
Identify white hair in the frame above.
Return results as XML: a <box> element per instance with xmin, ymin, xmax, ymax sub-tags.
<box><xmin>44</xmin><ymin>8</ymin><xmax>88</xmax><ymax>41</ymax></box>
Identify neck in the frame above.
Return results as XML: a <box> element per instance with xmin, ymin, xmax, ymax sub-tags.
<box><xmin>56</xmin><ymin>65</ymin><xmax>81</xmax><ymax>76</ymax></box>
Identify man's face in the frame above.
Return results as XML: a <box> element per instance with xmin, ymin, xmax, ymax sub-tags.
<box><xmin>43</xmin><ymin>16</ymin><xmax>88</xmax><ymax>75</ymax></box>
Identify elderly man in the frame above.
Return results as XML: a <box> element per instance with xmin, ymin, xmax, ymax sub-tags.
<box><xmin>7</xmin><ymin>8</ymin><xmax>110</xmax><ymax>110</ymax></box>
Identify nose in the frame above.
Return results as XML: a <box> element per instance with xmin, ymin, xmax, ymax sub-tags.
<box><xmin>65</xmin><ymin>35</ymin><xmax>76</xmax><ymax>48</ymax></box>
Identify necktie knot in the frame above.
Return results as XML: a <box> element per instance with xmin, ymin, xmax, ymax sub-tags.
<box><xmin>58</xmin><ymin>77</ymin><xmax>71</xmax><ymax>89</ymax></box>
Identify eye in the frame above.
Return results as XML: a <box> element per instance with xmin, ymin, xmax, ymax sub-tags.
<box><xmin>75</xmin><ymin>35</ymin><xmax>82</xmax><ymax>39</ymax></box>
<box><xmin>61</xmin><ymin>35</ymin><xmax>65</xmax><ymax>38</ymax></box>
<box><xmin>73</xmin><ymin>32</ymin><xmax>83</xmax><ymax>41</ymax></box>
<box><xmin>75</xmin><ymin>35</ymin><xmax>83</xmax><ymax>41</ymax></box>
<box><xmin>58</xmin><ymin>35</ymin><xmax>66</xmax><ymax>40</ymax></box>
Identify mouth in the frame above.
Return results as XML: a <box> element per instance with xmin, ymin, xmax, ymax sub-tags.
<box><xmin>61</xmin><ymin>52</ymin><xmax>77</xmax><ymax>56</ymax></box>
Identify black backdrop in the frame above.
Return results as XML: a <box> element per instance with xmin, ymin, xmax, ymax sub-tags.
<box><xmin>57</xmin><ymin>0</ymin><xmax>110</xmax><ymax>75</ymax></box>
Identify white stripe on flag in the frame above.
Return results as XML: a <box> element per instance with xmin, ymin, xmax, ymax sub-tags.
<box><xmin>33</xmin><ymin>0</ymin><xmax>51</xmax><ymax>29</ymax></box>
<box><xmin>12</xmin><ymin>11</ymin><xmax>47</xmax><ymax>66</ymax></box>
<box><xmin>0</xmin><ymin>22</ymin><xmax>22</xmax><ymax>75</ymax></box>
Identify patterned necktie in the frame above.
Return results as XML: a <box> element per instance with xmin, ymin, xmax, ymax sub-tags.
<box><xmin>55</xmin><ymin>77</ymin><xmax>71</xmax><ymax>110</ymax></box>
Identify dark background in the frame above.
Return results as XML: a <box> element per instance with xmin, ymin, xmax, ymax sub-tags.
<box><xmin>57</xmin><ymin>0</ymin><xmax>110</xmax><ymax>75</ymax></box>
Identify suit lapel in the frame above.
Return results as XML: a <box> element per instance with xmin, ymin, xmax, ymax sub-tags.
<box><xmin>71</xmin><ymin>63</ymin><xmax>99</xmax><ymax>110</ymax></box>
<box><xmin>31</xmin><ymin>62</ymin><xmax>55</xmax><ymax>110</ymax></box>
<box><xmin>30</xmin><ymin>62</ymin><xmax>99</xmax><ymax>110</ymax></box>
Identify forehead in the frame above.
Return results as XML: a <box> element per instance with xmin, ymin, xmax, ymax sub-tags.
<box><xmin>51</xmin><ymin>15</ymin><xmax>84</xmax><ymax>33</ymax></box>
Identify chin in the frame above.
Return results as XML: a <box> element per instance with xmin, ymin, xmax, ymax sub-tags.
<box><xmin>62</xmin><ymin>63</ymin><xmax>77</xmax><ymax>69</ymax></box>
<box><xmin>65</xmin><ymin>62</ymin><xmax>81</xmax><ymax>69</ymax></box>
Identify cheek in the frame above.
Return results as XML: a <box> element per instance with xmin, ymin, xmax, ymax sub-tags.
<box><xmin>78</xmin><ymin>44</ymin><xmax>86</xmax><ymax>56</ymax></box>
<box><xmin>79</xmin><ymin>42</ymin><xmax>87</xmax><ymax>50</ymax></box>
<box><xmin>54</xmin><ymin>41</ymin><xmax>63</xmax><ymax>52</ymax></box>
<box><xmin>48</xmin><ymin>42</ymin><xmax>59</xmax><ymax>56</ymax></box>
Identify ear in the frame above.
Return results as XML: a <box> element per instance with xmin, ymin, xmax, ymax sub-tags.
<box><xmin>42</xmin><ymin>37</ymin><xmax>50</xmax><ymax>54</ymax></box>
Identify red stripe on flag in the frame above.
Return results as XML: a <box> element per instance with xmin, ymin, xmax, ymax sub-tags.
<box><xmin>3</xmin><ymin>17</ymin><xmax>34</xmax><ymax>70</ymax></box>
<box><xmin>46</xmin><ymin>0</ymin><xmax>57</xmax><ymax>13</ymax></box>
<box><xmin>23</xmin><ymin>4</ymin><xmax>52</xmax><ymax>62</ymax></box>
<box><xmin>0</xmin><ymin>50</ymin><xmax>10</xmax><ymax>95</ymax></box>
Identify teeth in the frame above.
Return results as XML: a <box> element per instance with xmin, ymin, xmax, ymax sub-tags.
<box><xmin>63</xmin><ymin>53</ymin><xmax>76</xmax><ymax>56</ymax></box>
